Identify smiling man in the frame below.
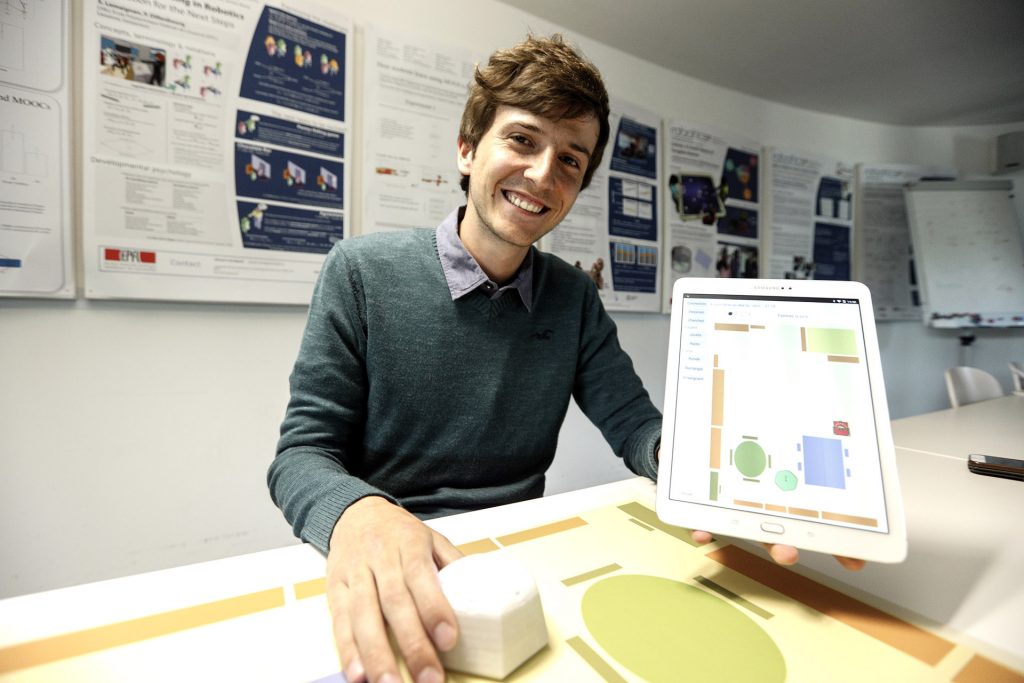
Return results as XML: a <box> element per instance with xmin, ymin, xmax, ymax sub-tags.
<box><xmin>269</xmin><ymin>34</ymin><xmax>667</xmax><ymax>683</ymax></box>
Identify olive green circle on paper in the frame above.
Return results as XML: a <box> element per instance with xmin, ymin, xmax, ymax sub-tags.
<box><xmin>581</xmin><ymin>574</ymin><xmax>785</xmax><ymax>683</ymax></box>
<box><xmin>735</xmin><ymin>440</ymin><xmax>767</xmax><ymax>477</ymax></box>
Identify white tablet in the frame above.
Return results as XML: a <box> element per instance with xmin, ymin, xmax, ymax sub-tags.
<box><xmin>656</xmin><ymin>278</ymin><xmax>907</xmax><ymax>563</ymax></box>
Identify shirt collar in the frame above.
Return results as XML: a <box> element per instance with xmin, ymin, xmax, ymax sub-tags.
<box><xmin>436</xmin><ymin>207</ymin><xmax>534</xmax><ymax>311</ymax></box>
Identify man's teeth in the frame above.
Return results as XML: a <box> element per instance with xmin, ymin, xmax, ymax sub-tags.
<box><xmin>505</xmin><ymin>191</ymin><xmax>544</xmax><ymax>213</ymax></box>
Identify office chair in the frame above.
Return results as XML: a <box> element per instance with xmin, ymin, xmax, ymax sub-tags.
<box><xmin>1010</xmin><ymin>361</ymin><xmax>1024</xmax><ymax>393</ymax></box>
<box><xmin>944</xmin><ymin>366</ymin><xmax>1004</xmax><ymax>408</ymax></box>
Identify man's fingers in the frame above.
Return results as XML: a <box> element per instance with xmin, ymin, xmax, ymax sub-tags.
<box><xmin>326</xmin><ymin>583</ymin><xmax>366</xmax><ymax>683</ymax></box>
<box><xmin>347</xmin><ymin>567</ymin><xmax>402</xmax><ymax>683</ymax></box>
<box><xmin>690</xmin><ymin>530</ymin><xmax>713</xmax><ymax>545</ymax></box>
<box><xmin>376</xmin><ymin>561</ymin><xmax>446</xmax><ymax>683</ymax></box>
<box><xmin>431</xmin><ymin>529</ymin><xmax>464</xmax><ymax>568</ymax></box>
<box><xmin>764</xmin><ymin>543</ymin><xmax>799</xmax><ymax>565</ymax></box>
<box><xmin>404</xmin><ymin>544</ymin><xmax>459</xmax><ymax>653</ymax></box>
<box><xmin>835</xmin><ymin>555</ymin><xmax>866</xmax><ymax>571</ymax></box>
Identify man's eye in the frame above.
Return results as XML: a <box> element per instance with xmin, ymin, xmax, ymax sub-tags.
<box><xmin>510</xmin><ymin>134</ymin><xmax>531</xmax><ymax>145</ymax></box>
<box><xmin>562</xmin><ymin>155</ymin><xmax>581</xmax><ymax>169</ymax></box>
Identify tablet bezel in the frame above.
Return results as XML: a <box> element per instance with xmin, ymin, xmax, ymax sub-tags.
<box><xmin>656</xmin><ymin>277</ymin><xmax>907</xmax><ymax>563</ymax></box>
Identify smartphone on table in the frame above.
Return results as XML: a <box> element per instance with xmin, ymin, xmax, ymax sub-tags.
<box><xmin>967</xmin><ymin>454</ymin><xmax>1024</xmax><ymax>481</ymax></box>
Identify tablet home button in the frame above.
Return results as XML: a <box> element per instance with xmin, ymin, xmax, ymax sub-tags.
<box><xmin>760</xmin><ymin>522</ymin><xmax>785</xmax><ymax>534</ymax></box>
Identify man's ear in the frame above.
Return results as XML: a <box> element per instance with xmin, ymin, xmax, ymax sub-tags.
<box><xmin>457</xmin><ymin>137</ymin><xmax>474</xmax><ymax>176</ymax></box>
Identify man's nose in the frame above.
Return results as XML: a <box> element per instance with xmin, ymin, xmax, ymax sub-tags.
<box><xmin>524</xmin><ymin>148</ymin><xmax>556</xmax><ymax>188</ymax></box>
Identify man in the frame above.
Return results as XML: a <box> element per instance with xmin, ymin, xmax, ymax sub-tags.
<box><xmin>269</xmin><ymin>34</ymin><xmax>861</xmax><ymax>683</ymax></box>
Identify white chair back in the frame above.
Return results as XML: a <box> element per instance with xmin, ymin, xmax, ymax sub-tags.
<box><xmin>944</xmin><ymin>366</ymin><xmax>1004</xmax><ymax>408</ymax></box>
<box><xmin>1010</xmin><ymin>361</ymin><xmax>1024</xmax><ymax>392</ymax></box>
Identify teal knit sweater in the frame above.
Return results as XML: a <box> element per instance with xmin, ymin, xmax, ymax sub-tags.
<box><xmin>269</xmin><ymin>228</ymin><xmax>662</xmax><ymax>554</ymax></box>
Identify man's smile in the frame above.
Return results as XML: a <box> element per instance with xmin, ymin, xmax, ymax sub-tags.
<box><xmin>503</xmin><ymin>189</ymin><xmax>549</xmax><ymax>215</ymax></box>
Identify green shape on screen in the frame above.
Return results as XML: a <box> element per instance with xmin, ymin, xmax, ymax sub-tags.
<box><xmin>582</xmin><ymin>574</ymin><xmax>785</xmax><ymax>682</ymax></box>
<box><xmin>806</xmin><ymin>327</ymin><xmax>857</xmax><ymax>356</ymax></box>
<box><xmin>734</xmin><ymin>440</ymin><xmax>767</xmax><ymax>478</ymax></box>
<box><xmin>775</xmin><ymin>470</ymin><xmax>798</xmax><ymax>491</ymax></box>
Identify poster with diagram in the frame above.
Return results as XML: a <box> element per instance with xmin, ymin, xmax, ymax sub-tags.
<box><xmin>545</xmin><ymin>99</ymin><xmax>662</xmax><ymax>312</ymax></box>
<box><xmin>764</xmin><ymin>148</ymin><xmax>855</xmax><ymax>281</ymax></box>
<box><xmin>81</xmin><ymin>0</ymin><xmax>352</xmax><ymax>303</ymax></box>
<box><xmin>0</xmin><ymin>0</ymin><xmax>74</xmax><ymax>298</ymax></box>
<box><xmin>662</xmin><ymin>121</ymin><xmax>761</xmax><ymax>310</ymax></box>
<box><xmin>360</xmin><ymin>27</ymin><xmax>480</xmax><ymax>235</ymax></box>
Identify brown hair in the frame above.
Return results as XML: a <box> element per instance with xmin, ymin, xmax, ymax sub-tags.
<box><xmin>459</xmin><ymin>34</ymin><xmax>610</xmax><ymax>193</ymax></box>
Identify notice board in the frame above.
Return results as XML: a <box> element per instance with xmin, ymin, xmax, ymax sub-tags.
<box><xmin>905</xmin><ymin>180</ymin><xmax>1024</xmax><ymax>328</ymax></box>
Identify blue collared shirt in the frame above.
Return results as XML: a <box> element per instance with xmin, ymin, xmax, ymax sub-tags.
<box><xmin>435</xmin><ymin>207</ymin><xmax>534</xmax><ymax>311</ymax></box>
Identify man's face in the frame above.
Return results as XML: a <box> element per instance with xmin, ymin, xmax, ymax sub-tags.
<box><xmin>458</xmin><ymin>105</ymin><xmax>599</xmax><ymax>250</ymax></box>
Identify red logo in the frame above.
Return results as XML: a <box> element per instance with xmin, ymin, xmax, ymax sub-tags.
<box><xmin>104</xmin><ymin>248</ymin><xmax>156</xmax><ymax>264</ymax></box>
<box><xmin>833</xmin><ymin>421</ymin><xmax>850</xmax><ymax>436</ymax></box>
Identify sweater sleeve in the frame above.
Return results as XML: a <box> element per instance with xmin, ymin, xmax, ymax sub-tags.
<box><xmin>572</xmin><ymin>280</ymin><xmax>663</xmax><ymax>481</ymax></box>
<box><xmin>267</xmin><ymin>245</ymin><xmax>398</xmax><ymax>555</ymax></box>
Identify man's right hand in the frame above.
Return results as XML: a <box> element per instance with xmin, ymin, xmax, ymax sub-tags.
<box><xmin>326</xmin><ymin>496</ymin><xmax>464</xmax><ymax>683</ymax></box>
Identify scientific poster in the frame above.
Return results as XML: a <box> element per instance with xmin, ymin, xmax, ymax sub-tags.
<box><xmin>853</xmin><ymin>164</ymin><xmax>955</xmax><ymax>320</ymax></box>
<box><xmin>546</xmin><ymin>100</ymin><xmax>662</xmax><ymax>312</ymax></box>
<box><xmin>662</xmin><ymin>121</ymin><xmax>762</xmax><ymax>310</ymax></box>
<box><xmin>361</xmin><ymin>27</ymin><xmax>479</xmax><ymax>234</ymax></box>
<box><xmin>0</xmin><ymin>0</ymin><xmax>74</xmax><ymax>298</ymax></box>
<box><xmin>765</xmin><ymin>148</ymin><xmax>854</xmax><ymax>281</ymax></box>
<box><xmin>81</xmin><ymin>0</ymin><xmax>352</xmax><ymax>303</ymax></box>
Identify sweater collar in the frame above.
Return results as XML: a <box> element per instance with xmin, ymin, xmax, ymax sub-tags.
<box><xmin>436</xmin><ymin>207</ymin><xmax>534</xmax><ymax>311</ymax></box>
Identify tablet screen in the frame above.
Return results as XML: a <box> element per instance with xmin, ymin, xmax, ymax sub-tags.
<box><xmin>665</xmin><ymin>291</ymin><xmax>891</xmax><ymax>534</ymax></box>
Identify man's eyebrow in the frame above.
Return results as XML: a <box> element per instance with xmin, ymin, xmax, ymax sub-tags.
<box><xmin>501</xmin><ymin>119</ymin><xmax>593</xmax><ymax>159</ymax></box>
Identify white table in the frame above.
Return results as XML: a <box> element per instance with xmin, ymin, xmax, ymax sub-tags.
<box><xmin>890</xmin><ymin>394</ymin><xmax>1024</xmax><ymax>460</ymax></box>
<box><xmin>1</xmin><ymin>400</ymin><xmax>1022</xmax><ymax>681</ymax></box>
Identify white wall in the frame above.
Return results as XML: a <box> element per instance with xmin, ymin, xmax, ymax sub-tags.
<box><xmin>1</xmin><ymin>0</ymin><xmax>1022</xmax><ymax>598</ymax></box>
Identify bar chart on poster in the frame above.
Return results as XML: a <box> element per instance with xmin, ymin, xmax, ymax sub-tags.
<box><xmin>905</xmin><ymin>180</ymin><xmax>1024</xmax><ymax>328</ymax></box>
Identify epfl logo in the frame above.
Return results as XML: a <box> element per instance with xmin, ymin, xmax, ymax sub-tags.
<box><xmin>104</xmin><ymin>248</ymin><xmax>156</xmax><ymax>264</ymax></box>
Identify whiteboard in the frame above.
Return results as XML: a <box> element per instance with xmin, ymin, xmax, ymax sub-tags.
<box><xmin>905</xmin><ymin>180</ymin><xmax>1024</xmax><ymax>328</ymax></box>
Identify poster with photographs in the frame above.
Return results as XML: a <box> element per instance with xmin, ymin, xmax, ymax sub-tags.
<box><xmin>545</xmin><ymin>99</ymin><xmax>662</xmax><ymax>312</ymax></box>
<box><xmin>764</xmin><ymin>148</ymin><xmax>855</xmax><ymax>281</ymax></box>
<box><xmin>81</xmin><ymin>0</ymin><xmax>352</xmax><ymax>303</ymax></box>
<box><xmin>662</xmin><ymin>121</ymin><xmax>762</xmax><ymax>310</ymax></box>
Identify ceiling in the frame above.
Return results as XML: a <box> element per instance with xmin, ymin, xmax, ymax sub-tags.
<box><xmin>496</xmin><ymin>0</ymin><xmax>1024</xmax><ymax>127</ymax></box>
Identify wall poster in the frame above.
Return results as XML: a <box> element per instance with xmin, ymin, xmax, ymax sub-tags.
<box><xmin>764</xmin><ymin>148</ymin><xmax>855</xmax><ymax>281</ymax></box>
<box><xmin>662</xmin><ymin>121</ymin><xmax>762</xmax><ymax>310</ymax></box>
<box><xmin>360</xmin><ymin>27</ymin><xmax>480</xmax><ymax>235</ymax></box>
<box><xmin>546</xmin><ymin>99</ymin><xmax>663</xmax><ymax>312</ymax></box>
<box><xmin>82</xmin><ymin>0</ymin><xmax>352</xmax><ymax>303</ymax></box>
<box><xmin>0</xmin><ymin>0</ymin><xmax>74</xmax><ymax>298</ymax></box>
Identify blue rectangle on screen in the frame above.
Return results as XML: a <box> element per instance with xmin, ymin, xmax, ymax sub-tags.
<box><xmin>803</xmin><ymin>435</ymin><xmax>846</xmax><ymax>488</ymax></box>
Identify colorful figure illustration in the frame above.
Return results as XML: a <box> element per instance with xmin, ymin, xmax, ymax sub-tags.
<box><xmin>240</xmin><ymin>203</ymin><xmax>268</xmax><ymax>233</ymax></box>
<box><xmin>238</xmin><ymin>115</ymin><xmax>259</xmax><ymax>136</ymax></box>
